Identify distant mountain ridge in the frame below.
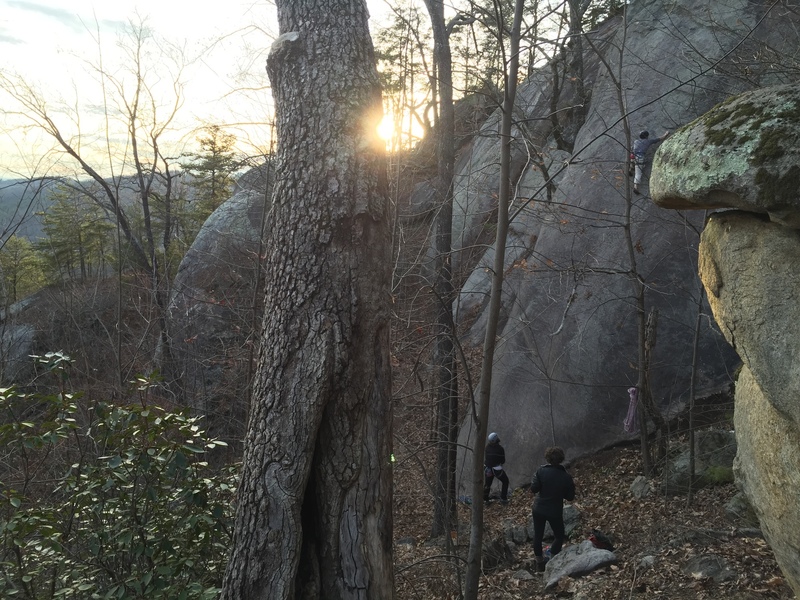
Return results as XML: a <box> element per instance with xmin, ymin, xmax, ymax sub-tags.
<box><xmin>0</xmin><ymin>179</ymin><xmax>52</xmax><ymax>240</ymax></box>
<box><xmin>0</xmin><ymin>172</ymin><xmax>206</xmax><ymax>245</ymax></box>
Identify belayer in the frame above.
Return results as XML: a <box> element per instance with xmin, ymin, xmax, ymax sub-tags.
<box><xmin>530</xmin><ymin>446</ymin><xmax>575</xmax><ymax>571</ymax></box>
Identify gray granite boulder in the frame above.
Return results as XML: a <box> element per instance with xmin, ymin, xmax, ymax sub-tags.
<box><xmin>167</xmin><ymin>187</ymin><xmax>270</xmax><ymax>437</ymax></box>
<box><xmin>652</xmin><ymin>83</ymin><xmax>800</xmax><ymax>228</ymax></box>
<box><xmin>662</xmin><ymin>429</ymin><xmax>737</xmax><ymax>494</ymax></box>
<box><xmin>725</xmin><ymin>492</ymin><xmax>759</xmax><ymax>528</ymax></box>
<box><xmin>544</xmin><ymin>540</ymin><xmax>616</xmax><ymax>590</ymax></box>
<box><xmin>0</xmin><ymin>295</ymin><xmax>41</xmax><ymax>383</ymax></box>
<box><xmin>683</xmin><ymin>554</ymin><xmax>736</xmax><ymax>583</ymax></box>
<box><xmin>0</xmin><ymin>323</ymin><xmax>35</xmax><ymax>383</ymax></box>
<box><xmin>526</xmin><ymin>504</ymin><xmax>581</xmax><ymax>542</ymax></box>
<box><xmin>482</xmin><ymin>535</ymin><xmax>515</xmax><ymax>573</ymax></box>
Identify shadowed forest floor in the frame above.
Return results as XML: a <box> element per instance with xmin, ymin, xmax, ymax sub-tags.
<box><xmin>392</xmin><ymin>405</ymin><xmax>796</xmax><ymax>599</ymax></box>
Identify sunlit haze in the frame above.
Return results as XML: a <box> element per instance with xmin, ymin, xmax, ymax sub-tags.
<box><xmin>0</xmin><ymin>0</ymin><xmax>397</xmax><ymax>178</ymax></box>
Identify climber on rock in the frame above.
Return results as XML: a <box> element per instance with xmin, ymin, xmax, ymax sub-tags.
<box><xmin>632</xmin><ymin>130</ymin><xmax>670</xmax><ymax>194</ymax></box>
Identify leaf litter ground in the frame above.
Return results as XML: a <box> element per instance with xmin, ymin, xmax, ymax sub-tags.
<box><xmin>392</xmin><ymin>421</ymin><xmax>795</xmax><ymax>600</ymax></box>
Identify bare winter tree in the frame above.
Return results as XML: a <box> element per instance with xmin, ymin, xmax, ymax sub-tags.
<box><xmin>464</xmin><ymin>0</ymin><xmax>525</xmax><ymax>597</ymax></box>
<box><xmin>219</xmin><ymin>1</ymin><xmax>395</xmax><ymax>598</ymax></box>
<box><xmin>423</xmin><ymin>0</ymin><xmax>459</xmax><ymax>541</ymax></box>
<box><xmin>0</xmin><ymin>19</ymin><xmax>186</xmax><ymax>389</ymax></box>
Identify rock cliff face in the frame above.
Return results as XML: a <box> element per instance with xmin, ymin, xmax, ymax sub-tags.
<box><xmin>652</xmin><ymin>82</ymin><xmax>800</xmax><ymax>595</ymax></box>
<box><xmin>451</xmin><ymin>0</ymin><xmax>799</xmax><ymax>490</ymax></box>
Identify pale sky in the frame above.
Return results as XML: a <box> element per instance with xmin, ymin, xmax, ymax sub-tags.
<box><xmin>0</xmin><ymin>0</ymin><xmax>395</xmax><ymax>178</ymax></box>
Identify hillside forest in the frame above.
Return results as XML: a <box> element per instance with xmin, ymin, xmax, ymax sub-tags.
<box><xmin>0</xmin><ymin>0</ymin><xmax>798</xmax><ymax>598</ymax></box>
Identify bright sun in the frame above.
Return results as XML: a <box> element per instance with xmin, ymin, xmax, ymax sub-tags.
<box><xmin>377</xmin><ymin>113</ymin><xmax>395</xmax><ymax>143</ymax></box>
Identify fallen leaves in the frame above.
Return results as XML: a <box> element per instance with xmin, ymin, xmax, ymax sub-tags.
<box><xmin>392</xmin><ymin>442</ymin><xmax>796</xmax><ymax>599</ymax></box>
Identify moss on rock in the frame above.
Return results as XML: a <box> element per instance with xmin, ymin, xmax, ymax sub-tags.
<box><xmin>755</xmin><ymin>164</ymin><xmax>800</xmax><ymax>206</ymax></box>
<box><xmin>703</xmin><ymin>465</ymin><xmax>735</xmax><ymax>485</ymax></box>
<box><xmin>752</xmin><ymin>129</ymin><xmax>786</xmax><ymax>165</ymax></box>
<box><xmin>703</xmin><ymin>99</ymin><xmax>767</xmax><ymax>146</ymax></box>
<box><xmin>653</xmin><ymin>83</ymin><xmax>800</xmax><ymax>222</ymax></box>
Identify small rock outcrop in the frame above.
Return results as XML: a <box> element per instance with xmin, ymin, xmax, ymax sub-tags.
<box><xmin>0</xmin><ymin>321</ymin><xmax>35</xmax><ymax>383</ymax></box>
<box><xmin>683</xmin><ymin>554</ymin><xmax>736</xmax><ymax>584</ymax></box>
<box><xmin>651</xmin><ymin>82</ymin><xmax>800</xmax><ymax>595</ymax></box>
<box><xmin>661</xmin><ymin>429</ymin><xmax>737</xmax><ymax>495</ymax></box>
<box><xmin>528</xmin><ymin>504</ymin><xmax>581</xmax><ymax>541</ymax></box>
<box><xmin>544</xmin><ymin>540</ymin><xmax>617</xmax><ymax>590</ymax></box>
<box><xmin>725</xmin><ymin>492</ymin><xmax>759</xmax><ymax>528</ymax></box>
<box><xmin>482</xmin><ymin>535</ymin><xmax>516</xmax><ymax>573</ymax></box>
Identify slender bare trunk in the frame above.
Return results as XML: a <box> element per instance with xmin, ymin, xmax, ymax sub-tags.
<box><xmin>464</xmin><ymin>1</ymin><xmax>525</xmax><ymax>597</ymax></box>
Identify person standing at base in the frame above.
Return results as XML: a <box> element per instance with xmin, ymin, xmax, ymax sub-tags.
<box><xmin>632</xmin><ymin>130</ymin><xmax>670</xmax><ymax>194</ymax></box>
<box><xmin>483</xmin><ymin>432</ymin><xmax>510</xmax><ymax>504</ymax></box>
<box><xmin>530</xmin><ymin>446</ymin><xmax>575</xmax><ymax>572</ymax></box>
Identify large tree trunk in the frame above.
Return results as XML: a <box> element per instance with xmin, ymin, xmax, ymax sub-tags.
<box><xmin>220</xmin><ymin>2</ymin><xmax>394</xmax><ymax>598</ymax></box>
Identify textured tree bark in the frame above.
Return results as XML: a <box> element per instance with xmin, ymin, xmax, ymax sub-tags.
<box><xmin>219</xmin><ymin>1</ymin><xmax>394</xmax><ymax>598</ymax></box>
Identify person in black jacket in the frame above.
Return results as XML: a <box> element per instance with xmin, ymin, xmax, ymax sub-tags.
<box><xmin>530</xmin><ymin>446</ymin><xmax>575</xmax><ymax>571</ymax></box>
<box><xmin>483</xmin><ymin>432</ymin><xmax>510</xmax><ymax>504</ymax></box>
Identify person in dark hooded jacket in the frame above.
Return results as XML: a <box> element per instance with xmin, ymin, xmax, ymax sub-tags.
<box><xmin>483</xmin><ymin>432</ymin><xmax>510</xmax><ymax>504</ymax></box>
<box><xmin>530</xmin><ymin>446</ymin><xmax>575</xmax><ymax>571</ymax></box>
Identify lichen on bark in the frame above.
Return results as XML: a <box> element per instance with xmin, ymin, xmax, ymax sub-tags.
<box><xmin>220</xmin><ymin>1</ymin><xmax>394</xmax><ymax>598</ymax></box>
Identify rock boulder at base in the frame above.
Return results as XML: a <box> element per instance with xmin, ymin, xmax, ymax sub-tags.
<box><xmin>544</xmin><ymin>540</ymin><xmax>616</xmax><ymax>590</ymax></box>
<box><xmin>482</xmin><ymin>535</ymin><xmax>515</xmax><ymax>573</ymax></box>
<box><xmin>700</xmin><ymin>218</ymin><xmax>800</xmax><ymax>592</ymax></box>
<box><xmin>733</xmin><ymin>368</ymin><xmax>800</xmax><ymax>593</ymax></box>
<box><xmin>661</xmin><ymin>429</ymin><xmax>736</xmax><ymax>495</ymax></box>
<box><xmin>699</xmin><ymin>212</ymin><xmax>800</xmax><ymax>425</ymax></box>
<box><xmin>651</xmin><ymin>83</ymin><xmax>800</xmax><ymax>595</ymax></box>
<box><xmin>683</xmin><ymin>554</ymin><xmax>736</xmax><ymax>583</ymax></box>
